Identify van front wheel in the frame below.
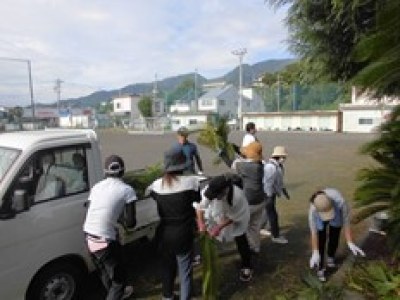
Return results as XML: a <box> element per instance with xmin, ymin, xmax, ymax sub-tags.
<box><xmin>27</xmin><ymin>262</ymin><xmax>84</xmax><ymax>300</ymax></box>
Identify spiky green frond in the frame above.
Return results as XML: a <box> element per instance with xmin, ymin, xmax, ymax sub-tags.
<box><xmin>197</xmin><ymin>116</ymin><xmax>235</xmax><ymax>164</ymax></box>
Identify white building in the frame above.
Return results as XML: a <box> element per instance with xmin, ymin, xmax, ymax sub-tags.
<box><xmin>197</xmin><ymin>84</ymin><xmax>264</xmax><ymax>118</ymax></box>
<box><xmin>170</xmin><ymin>102</ymin><xmax>191</xmax><ymax>113</ymax></box>
<box><xmin>170</xmin><ymin>112</ymin><xmax>216</xmax><ymax>132</ymax></box>
<box><xmin>340</xmin><ymin>87</ymin><xmax>400</xmax><ymax>133</ymax></box>
<box><xmin>243</xmin><ymin>111</ymin><xmax>340</xmax><ymax>132</ymax></box>
<box><xmin>112</xmin><ymin>94</ymin><xmax>142</xmax><ymax>119</ymax></box>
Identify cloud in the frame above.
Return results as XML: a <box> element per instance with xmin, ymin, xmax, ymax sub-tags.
<box><xmin>0</xmin><ymin>0</ymin><xmax>290</xmax><ymax>105</ymax></box>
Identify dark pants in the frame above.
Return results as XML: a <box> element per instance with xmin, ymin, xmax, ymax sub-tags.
<box><xmin>318</xmin><ymin>222</ymin><xmax>342</xmax><ymax>270</ymax></box>
<box><xmin>161</xmin><ymin>248</ymin><xmax>193</xmax><ymax>300</ymax></box>
<box><xmin>90</xmin><ymin>241</ymin><xmax>126</xmax><ymax>300</ymax></box>
<box><xmin>264</xmin><ymin>195</ymin><xmax>279</xmax><ymax>238</ymax></box>
<box><xmin>234</xmin><ymin>234</ymin><xmax>252</xmax><ymax>269</ymax></box>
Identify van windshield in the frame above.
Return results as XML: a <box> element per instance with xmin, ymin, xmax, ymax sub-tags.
<box><xmin>0</xmin><ymin>147</ymin><xmax>20</xmax><ymax>182</ymax></box>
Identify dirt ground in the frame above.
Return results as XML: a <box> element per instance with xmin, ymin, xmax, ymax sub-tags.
<box><xmin>83</xmin><ymin>130</ymin><xmax>376</xmax><ymax>299</ymax></box>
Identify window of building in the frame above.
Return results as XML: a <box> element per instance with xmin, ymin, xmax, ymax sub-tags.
<box><xmin>219</xmin><ymin>100</ymin><xmax>225</xmax><ymax>106</ymax></box>
<box><xmin>359</xmin><ymin>118</ymin><xmax>373</xmax><ymax>125</ymax></box>
<box><xmin>201</xmin><ymin>99</ymin><xmax>213</xmax><ymax>106</ymax></box>
<box><xmin>116</xmin><ymin>103</ymin><xmax>121</xmax><ymax>109</ymax></box>
<box><xmin>172</xmin><ymin>120</ymin><xmax>180</xmax><ymax>125</ymax></box>
<box><xmin>189</xmin><ymin>119</ymin><xmax>198</xmax><ymax>125</ymax></box>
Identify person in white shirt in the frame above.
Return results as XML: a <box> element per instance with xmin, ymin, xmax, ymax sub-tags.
<box><xmin>83</xmin><ymin>155</ymin><xmax>137</xmax><ymax>300</ymax></box>
<box><xmin>308</xmin><ymin>188</ymin><xmax>365</xmax><ymax>282</ymax></box>
<box><xmin>242</xmin><ymin>122</ymin><xmax>258</xmax><ymax>147</ymax></box>
<box><xmin>194</xmin><ymin>174</ymin><xmax>253</xmax><ymax>282</ymax></box>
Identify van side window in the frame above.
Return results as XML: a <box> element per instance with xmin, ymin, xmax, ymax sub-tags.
<box><xmin>34</xmin><ymin>147</ymin><xmax>89</xmax><ymax>202</ymax></box>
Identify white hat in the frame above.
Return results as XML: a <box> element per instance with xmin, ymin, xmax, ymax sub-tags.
<box><xmin>271</xmin><ymin>146</ymin><xmax>287</xmax><ymax>157</ymax></box>
<box><xmin>313</xmin><ymin>193</ymin><xmax>335</xmax><ymax>221</ymax></box>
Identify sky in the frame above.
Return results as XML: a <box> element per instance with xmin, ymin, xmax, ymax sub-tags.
<box><xmin>0</xmin><ymin>0</ymin><xmax>290</xmax><ymax>106</ymax></box>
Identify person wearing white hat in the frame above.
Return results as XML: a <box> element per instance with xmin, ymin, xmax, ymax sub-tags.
<box><xmin>260</xmin><ymin>146</ymin><xmax>290</xmax><ymax>244</ymax></box>
<box><xmin>308</xmin><ymin>188</ymin><xmax>365</xmax><ymax>282</ymax></box>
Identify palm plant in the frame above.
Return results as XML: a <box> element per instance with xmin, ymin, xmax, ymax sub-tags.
<box><xmin>352</xmin><ymin>0</ymin><xmax>400</xmax><ymax>97</ymax></box>
<box><xmin>353</xmin><ymin>105</ymin><xmax>400</xmax><ymax>250</ymax></box>
<box><xmin>197</xmin><ymin>115</ymin><xmax>236</xmax><ymax>164</ymax></box>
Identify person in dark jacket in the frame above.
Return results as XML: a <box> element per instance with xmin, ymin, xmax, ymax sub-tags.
<box><xmin>146</xmin><ymin>146</ymin><xmax>201</xmax><ymax>300</ymax></box>
<box><xmin>176</xmin><ymin>126</ymin><xmax>204</xmax><ymax>175</ymax></box>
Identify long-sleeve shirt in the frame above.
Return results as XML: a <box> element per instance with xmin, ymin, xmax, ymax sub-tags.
<box><xmin>231</xmin><ymin>158</ymin><xmax>264</xmax><ymax>205</ymax></box>
<box><xmin>179</xmin><ymin>141</ymin><xmax>203</xmax><ymax>174</ymax></box>
<box><xmin>263</xmin><ymin>159</ymin><xmax>285</xmax><ymax>197</ymax></box>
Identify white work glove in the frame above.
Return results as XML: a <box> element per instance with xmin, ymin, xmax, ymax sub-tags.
<box><xmin>197</xmin><ymin>171</ymin><xmax>204</xmax><ymax>175</ymax></box>
<box><xmin>309</xmin><ymin>250</ymin><xmax>320</xmax><ymax>269</ymax></box>
<box><xmin>347</xmin><ymin>242</ymin><xmax>366</xmax><ymax>256</ymax></box>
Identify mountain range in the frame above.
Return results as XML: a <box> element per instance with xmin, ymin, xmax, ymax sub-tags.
<box><xmin>59</xmin><ymin>58</ymin><xmax>295</xmax><ymax>108</ymax></box>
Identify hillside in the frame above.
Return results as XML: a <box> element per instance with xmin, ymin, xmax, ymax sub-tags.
<box><xmin>60</xmin><ymin>58</ymin><xmax>294</xmax><ymax>108</ymax></box>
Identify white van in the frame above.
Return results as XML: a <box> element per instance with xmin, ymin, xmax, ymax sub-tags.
<box><xmin>0</xmin><ymin>129</ymin><xmax>159</xmax><ymax>299</ymax></box>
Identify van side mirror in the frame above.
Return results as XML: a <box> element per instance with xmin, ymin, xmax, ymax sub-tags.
<box><xmin>13</xmin><ymin>190</ymin><xmax>30</xmax><ymax>212</ymax></box>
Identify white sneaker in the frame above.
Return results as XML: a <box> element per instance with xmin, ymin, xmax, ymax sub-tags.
<box><xmin>260</xmin><ymin>229</ymin><xmax>272</xmax><ymax>236</ymax></box>
<box><xmin>327</xmin><ymin>257</ymin><xmax>336</xmax><ymax>268</ymax></box>
<box><xmin>317</xmin><ymin>269</ymin><xmax>326</xmax><ymax>282</ymax></box>
<box><xmin>122</xmin><ymin>285</ymin><xmax>134</xmax><ymax>299</ymax></box>
<box><xmin>271</xmin><ymin>236</ymin><xmax>288</xmax><ymax>244</ymax></box>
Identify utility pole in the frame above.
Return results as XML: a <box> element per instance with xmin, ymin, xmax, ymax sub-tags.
<box><xmin>194</xmin><ymin>68</ymin><xmax>198</xmax><ymax>111</ymax></box>
<box><xmin>0</xmin><ymin>57</ymin><xmax>35</xmax><ymax>120</ymax></box>
<box><xmin>54</xmin><ymin>78</ymin><xmax>63</xmax><ymax>114</ymax></box>
<box><xmin>232</xmin><ymin>48</ymin><xmax>247</xmax><ymax>130</ymax></box>
<box><xmin>277</xmin><ymin>74</ymin><xmax>281</xmax><ymax>112</ymax></box>
<box><xmin>152</xmin><ymin>73</ymin><xmax>158</xmax><ymax>115</ymax></box>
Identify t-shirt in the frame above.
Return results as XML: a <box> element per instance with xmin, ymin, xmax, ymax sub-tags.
<box><xmin>242</xmin><ymin>133</ymin><xmax>257</xmax><ymax>147</ymax></box>
<box><xmin>147</xmin><ymin>175</ymin><xmax>200</xmax><ymax>254</ymax></box>
<box><xmin>83</xmin><ymin>177</ymin><xmax>137</xmax><ymax>241</ymax></box>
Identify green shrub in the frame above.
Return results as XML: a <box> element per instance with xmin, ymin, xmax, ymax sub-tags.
<box><xmin>347</xmin><ymin>261</ymin><xmax>400</xmax><ymax>299</ymax></box>
<box><xmin>123</xmin><ymin>164</ymin><xmax>163</xmax><ymax>199</ymax></box>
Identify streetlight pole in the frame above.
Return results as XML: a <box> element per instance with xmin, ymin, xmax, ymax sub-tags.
<box><xmin>232</xmin><ymin>48</ymin><xmax>247</xmax><ymax>130</ymax></box>
<box><xmin>0</xmin><ymin>57</ymin><xmax>35</xmax><ymax>120</ymax></box>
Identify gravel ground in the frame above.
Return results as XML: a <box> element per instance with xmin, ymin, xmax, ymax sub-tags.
<box><xmin>83</xmin><ymin>129</ymin><xmax>375</xmax><ymax>299</ymax></box>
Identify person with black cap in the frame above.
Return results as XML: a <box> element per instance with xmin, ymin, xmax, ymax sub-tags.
<box><xmin>146</xmin><ymin>146</ymin><xmax>201</xmax><ymax>300</ymax></box>
<box><xmin>308</xmin><ymin>188</ymin><xmax>365</xmax><ymax>282</ymax></box>
<box><xmin>83</xmin><ymin>155</ymin><xmax>137</xmax><ymax>300</ymax></box>
<box><xmin>194</xmin><ymin>174</ymin><xmax>253</xmax><ymax>282</ymax></box>
<box><xmin>176</xmin><ymin>126</ymin><xmax>204</xmax><ymax>175</ymax></box>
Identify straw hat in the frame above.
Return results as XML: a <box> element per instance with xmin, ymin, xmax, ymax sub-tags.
<box><xmin>271</xmin><ymin>146</ymin><xmax>287</xmax><ymax>157</ymax></box>
<box><xmin>240</xmin><ymin>141</ymin><xmax>263</xmax><ymax>161</ymax></box>
<box><xmin>313</xmin><ymin>193</ymin><xmax>335</xmax><ymax>221</ymax></box>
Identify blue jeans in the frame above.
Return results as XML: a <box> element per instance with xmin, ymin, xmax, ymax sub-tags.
<box><xmin>161</xmin><ymin>248</ymin><xmax>193</xmax><ymax>300</ymax></box>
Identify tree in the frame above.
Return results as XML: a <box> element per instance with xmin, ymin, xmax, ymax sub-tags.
<box><xmin>138</xmin><ymin>95</ymin><xmax>153</xmax><ymax>117</ymax></box>
<box><xmin>353</xmin><ymin>105</ymin><xmax>400</xmax><ymax>250</ymax></box>
<box><xmin>352</xmin><ymin>0</ymin><xmax>400</xmax><ymax>96</ymax></box>
<box><xmin>8</xmin><ymin>106</ymin><xmax>24</xmax><ymax>123</ymax></box>
<box><xmin>266</xmin><ymin>0</ymin><xmax>379</xmax><ymax>81</ymax></box>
